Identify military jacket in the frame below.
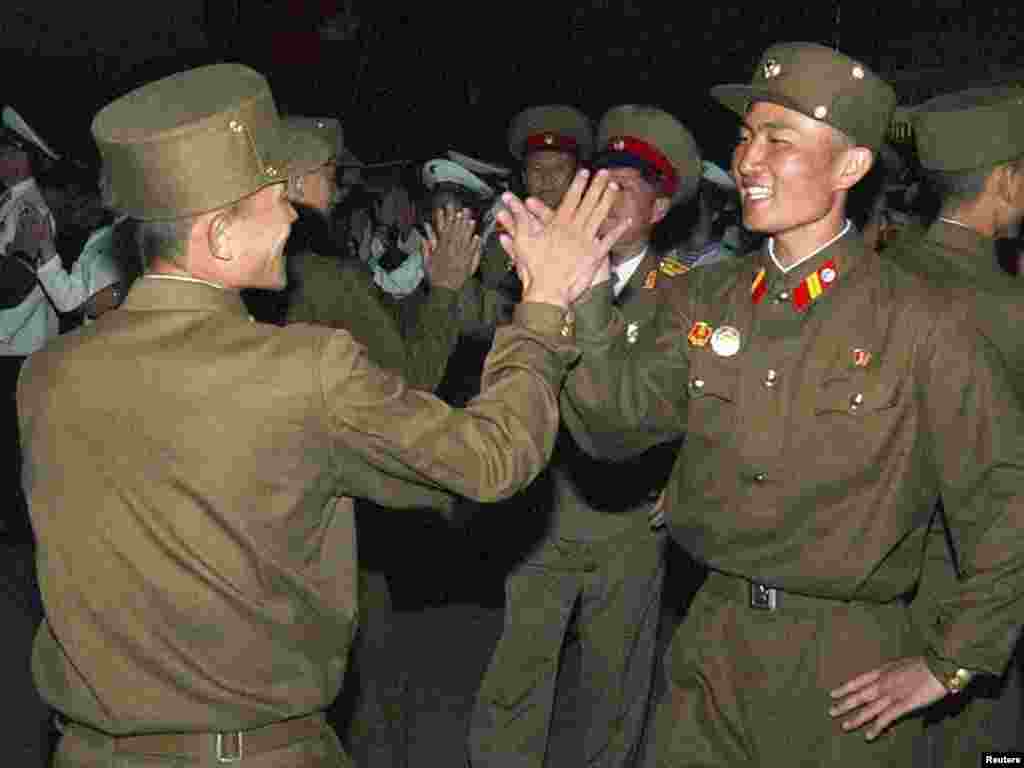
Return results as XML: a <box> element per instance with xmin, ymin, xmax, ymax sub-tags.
<box><xmin>562</xmin><ymin>231</ymin><xmax>1024</xmax><ymax>677</ymax></box>
<box><xmin>18</xmin><ymin>276</ymin><xmax>576</xmax><ymax>734</ymax></box>
<box><xmin>286</xmin><ymin>248</ymin><xmax>459</xmax><ymax>391</ymax></box>
<box><xmin>547</xmin><ymin>247</ymin><xmax>685</xmax><ymax>541</ymax></box>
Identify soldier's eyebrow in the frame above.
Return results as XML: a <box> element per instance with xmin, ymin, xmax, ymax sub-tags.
<box><xmin>740</xmin><ymin>118</ymin><xmax>799</xmax><ymax>134</ymax></box>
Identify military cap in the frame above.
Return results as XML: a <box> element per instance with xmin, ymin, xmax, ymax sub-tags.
<box><xmin>282</xmin><ymin>116</ymin><xmax>343</xmax><ymax>171</ymax></box>
<box><xmin>422</xmin><ymin>159</ymin><xmax>495</xmax><ymax>198</ymax></box>
<box><xmin>910</xmin><ymin>86</ymin><xmax>1024</xmax><ymax>172</ymax></box>
<box><xmin>593</xmin><ymin>105</ymin><xmax>702</xmax><ymax>204</ymax></box>
<box><xmin>92</xmin><ymin>63</ymin><xmax>326</xmax><ymax>220</ymax></box>
<box><xmin>711</xmin><ymin>42</ymin><xmax>896</xmax><ymax>150</ymax></box>
<box><xmin>508</xmin><ymin>105</ymin><xmax>593</xmax><ymax>161</ymax></box>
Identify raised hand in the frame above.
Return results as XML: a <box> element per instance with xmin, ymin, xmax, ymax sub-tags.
<box><xmin>424</xmin><ymin>204</ymin><xmax>482</xmax><ymax>291</ymax></box>
<box><xmin>497</xmin><ymin>169</ymin><xmax>629</xmax><ymax>308</ymax></box>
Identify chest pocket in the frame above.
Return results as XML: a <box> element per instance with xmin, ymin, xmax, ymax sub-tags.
<box><xmin>686</xmin><ymin>351</ymin><xmax>740</xmax><ymax>441</ymax></box>
<box><xmin>811</xmin><ymin>372</ymin><xmax>905</xmax><ymax>467</ymax></box>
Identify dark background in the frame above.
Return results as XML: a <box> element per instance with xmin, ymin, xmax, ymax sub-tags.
<box><xmin>3</xmin><ymin>1</ymin><xmax>1024</xmax><ymax>175</ymax></box>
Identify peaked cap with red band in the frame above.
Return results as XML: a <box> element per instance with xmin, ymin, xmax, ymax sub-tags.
<box><xmin>594</xmin><ymin>105</ymin><xmax>702</xmax><ymax>204</ymax></box>
<box><xmin>508</xmin><ymin>104</ymin><xmax>593</xmax><ymax>162</ymax></box>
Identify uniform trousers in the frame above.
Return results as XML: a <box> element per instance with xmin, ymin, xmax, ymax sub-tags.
<box><xmin>651</xmin><ymin>571</ymin><xmax>926</xmax><ymax>767</ymax></box>
<box><xmin>469</xmin><ymin>521</ymin><xmax>666</xmax><ymax>768</ymax></box>
<box><xmin>53</xmin><ymin>716</ymin><xmax>349</xmax><ymax>768</ymax></box>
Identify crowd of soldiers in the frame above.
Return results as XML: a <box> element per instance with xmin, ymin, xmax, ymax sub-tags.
<box><xmin>1</xmin><ymin>37</ymin><xmax>1023</xmax><ymax>768</ymax></box>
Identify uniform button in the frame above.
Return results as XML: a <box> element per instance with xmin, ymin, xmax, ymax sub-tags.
<box><xmin>764</xmin><ymin>369</ymin><xmax>778</xmax><ymax>388</ymax></box>
<box><xmin>849</xmin><ymin>392</ymin><xmax>864</xmax><ymax>413</ymax></box>
<box><xmin>753</xmin><ymin>472</ymin><xmax>768</xmax><ymax>483</ymax></box>
<box><xmin>692</xmin><ymin>378</ymin><xmax>705</xmax><ymax>390</ymax></box>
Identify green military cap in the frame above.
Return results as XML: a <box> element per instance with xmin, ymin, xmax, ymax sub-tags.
<box><xmin>593</xmin><ymin>105</ymin><xmax>702</xmax><ymax>204</ymax></box>
<box><xmin>910</xmin><ymin>86</ymin><xmax>1024</xmax><ymax>172</ymax></box>
<box><xmin>92</xmin><ymin>63</ymin><xmax>326</xmax><ymax>221</ymax></box>
<box><xmin>508</xmin><ymin>105</ymin><xmax>593</xmax><ymax>161</ymax></box>
<box><xmin>711</xmin><ymin>42</ymin><xmax>896</xmax><ymax>150</ymax></box>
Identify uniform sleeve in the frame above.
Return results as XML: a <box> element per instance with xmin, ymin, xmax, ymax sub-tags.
<box><xmin>560</xmin><ymin>278</ymin><xmax>691</xmax><ymax>461</ymax></box>
<box><xmin>918</xmin><ymin>300</ymin><xmax>1024</xmax><ymax>677</ymax></box>
<box><xmin>385</xmin><ymin>284</ymin><xmax>460</xmax><ymax>391</ymax></box>
<box><xmin>319</xmin><ymin>301</ymin><xmax>578</xmax><ymax>505</ymax></box>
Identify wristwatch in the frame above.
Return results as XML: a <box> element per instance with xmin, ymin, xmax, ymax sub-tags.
<box><xmin>926</xmin><ymin>655</ymin><xmax>974</xmax><ymax>694</ymax></box>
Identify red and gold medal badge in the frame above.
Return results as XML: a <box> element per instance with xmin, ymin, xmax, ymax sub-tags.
<box><xmin>852</xmin><ymin>348</ymin><xmax>872</xmax><ymax>368</ymax></box>
<box><xmin>688</xmin><ymin>321</ymin><xmax>712</xmax><ymax>348</ymax></box>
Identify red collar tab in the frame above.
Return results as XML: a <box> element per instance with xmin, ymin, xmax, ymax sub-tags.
<box><xmin>604</xmin><ymin>135</ymin><xmax>679</xmax><ymax>197</ymax></box>
<box><xmin>792</xmin><ymin>259</ymin><xmax>838</xmax><ymax>312</ymax></box>
<box><xmin>525</xmin><ymin>133</ymin><xmax>579</xmax><ymax>154</ymax></box>
<box><xmin>751</xmin><ymin>268</ymin><xmax>767</xmax><ymax>304</ymax></box>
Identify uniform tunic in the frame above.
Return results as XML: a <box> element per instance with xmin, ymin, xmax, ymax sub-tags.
<box><xmin>18</xmin><ymin>275</ymin><xmax>576</xmax><ymax>738</ymax></box>
<box><xmin>470</xmin><ymin>248</ymin><xmax>684</xmax><ymax>768</ymax></box>
<box><xmin>561</xmin><ymin>230</ymin><xmax>1024</xmax><ymax>764</ymax></box>
<box><xmin>888</xmin><ymin>219</ymin><xmax>1024</xmax><ymax>763</ymax></box>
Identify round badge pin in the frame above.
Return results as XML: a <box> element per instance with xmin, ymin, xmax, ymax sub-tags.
<box><xmin>821</xmin><ymin>267</ymin><xmax>837</xmax><ymax>284</ymax></box>
<box><xmin>710</xmin><ymin>325</ymin><xmax>741</xmax><ymax>357</ymax></box>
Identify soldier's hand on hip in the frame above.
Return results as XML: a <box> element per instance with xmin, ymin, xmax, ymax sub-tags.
<box><xmin>425</xmin><ymin>204</ymin><xmax>482</xmax><ymax>291</ymax></box>
<box><xmin>827</xmin><ymin>655</ymin><xmax>948</xmax><ymax>741</ymax></box>
<box><xmin>498</xmin><ymin>169</ymin><xmax>630</xmax><ymax>309</ymax></box>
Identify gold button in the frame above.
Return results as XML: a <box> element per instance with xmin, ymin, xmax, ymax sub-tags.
<box><xmin>813</xmin><ymin>105</ymin><xmax>828</xmax><ymax>119</ymax></box>
<box><xmin>764</xmin><ymin>369</ymin><xmax>778</xmax><ymax>388</ymax></box>
<box><xmin>852</xmin><ymin>65</ymin><xmax>865</xmax><ymax>80</ymax></box>
<box><xmin>849</xmin><ymin>392</ymin><xmax>864</xmax><ymax>412</ymax></box>
<box><xmin>692</xmin><ymin>378</ymin><xmax>705</xmax><ymax>390</ymax></box>
<box><xmin>229</xmin><ymin>119</ymin><xmax>244</xmax><ymax>133</ymax></box>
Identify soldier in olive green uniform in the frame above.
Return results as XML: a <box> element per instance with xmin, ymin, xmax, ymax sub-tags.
<box><xmin>885</xmin><ymin>88</ymin><xmax>1024</xmax><ymax>766</ymax></box>
<box><xmin>470</xmin><ymin>105</ymin><xmax>594</xmax><ymax>332</ymax></box>
<box><xmin>19</xmin><ymin>63</ymin><xmax>628</xmax><ymax>767</ymax></box>
<box><xmin>469</xmin><ymin>106</ymin><xmax>703</xmax><ymax>768</ymax></box>
<box><xmin>518</xmin><ymin>42</ymin><xmax>1024</xmax><ymax>766</ymax></box>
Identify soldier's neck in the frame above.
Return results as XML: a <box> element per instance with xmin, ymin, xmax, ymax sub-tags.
<box><xmin>610</xmin><ymin>239</ymin><xmax>650</xmax><ymax>268</ymax></box>
<box><xmin>940</xmin><ymin>200</ymin><xmax>999</xmax><ymax>239</ymax></box>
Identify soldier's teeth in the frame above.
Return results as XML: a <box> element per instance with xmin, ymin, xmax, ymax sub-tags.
<box><xmin>745</xmin><ymin>186</ymin><xmax>772</xmax><ymax>200</ymax></box>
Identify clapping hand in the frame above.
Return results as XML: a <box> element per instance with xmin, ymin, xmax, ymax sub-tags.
<box><xmin>423</xmin><ymin>204</ymin><xmax>482</xmax><ymax>291</ymax></box>
<box><xmin>497</xmin><ymin>169</ymin><xmax>629</xmax><ymax>309</ymax></box>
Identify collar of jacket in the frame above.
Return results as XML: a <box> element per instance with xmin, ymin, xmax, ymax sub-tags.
<box><xmin>753</xmin><ymin>227</ymin><xmax>866</xmax><ymax>312</ymax></box>
<box><xmin>925</xmin><ymin>218</ymin><xmax>1003</xmax><ymax>285</ymax></box>
<box><xmin>121</xmin><ymin>275</ymin><xmax>251</xmax><ymax>317</ymax></box>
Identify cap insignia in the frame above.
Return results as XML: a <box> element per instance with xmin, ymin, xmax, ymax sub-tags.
<box><xmin>763</xmin><ymin>58</ymin><xmax>782</xmax><ymax>79</ymax></box>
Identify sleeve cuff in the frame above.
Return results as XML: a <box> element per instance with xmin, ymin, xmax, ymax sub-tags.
<box><xmin>570</xmin><ymin>279</ymin><xmax>615</xmax><ymax>339</ymax></box>
<box><xmin>514</xmin><ymin>302</ymin><xmax>574</xmax><ymax>338</ymax></box>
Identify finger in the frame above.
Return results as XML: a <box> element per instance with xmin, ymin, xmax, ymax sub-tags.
<box><xmin>840</xmin><ymin>696</ymin><xmax>891</xmax><ymax>734</ymax></box>
<box><xmin>523</xmin><ymin>197</ymin><xmax>556</xmax><ymax>226</ymax></box>
<box><xmin>595</xmin><ymin>215</ymin><xmax>634</xmax><ymax>254</ymax></box>
<box><xmin>583</xmin><ymin>179</ymin><xmax>621</xmax><ymax>238</ymax></box>
<box><xmin>574</xmin><ymin>169</ymin><xmax>613</xmax><ymax>228</ymax></box>
<box><xmin>552</xmin><ymin>169</ymin><xmax>590</xmax><ymax>223</ymax></box>
<box><xmin>496</xmin><ymin>208</ymin><xmax>517</xmax><ymax>238</ymax></box>
<box><xmin>499</xmin><ymin>192</ymin><xmax>538</xmax><ymax>236</ymax></box>
<box><xmin>829</xmin><ymin>685</ymin><xmax>878</xmax><ymax>718</ymax></box>
<box><xmin>830</xmin><ymin>669</ymin><xmax>882</xmax><ymax>699</ymax></box>
<box><xmin>470</xmin><ymin>236</ymin><xmax>482</xmax><ymax>273</ymax></box>
<box><xmin>864</xmin><ymin>703</ymin><xmax>906</xmax><ymax>741</ymax></box>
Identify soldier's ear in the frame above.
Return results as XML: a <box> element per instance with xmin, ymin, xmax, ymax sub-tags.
<box><xmin>208</xmin><ymin>211</ymin><xmax>234</xmax><ymax>262</ymax></box>
<box><xmin>834</xmin><ymin>147</ymin><xmax>873</xmax><ymax>192</ymax></box>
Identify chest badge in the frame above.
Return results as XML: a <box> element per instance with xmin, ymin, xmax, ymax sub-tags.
<box><xmin>643</xmin><ymin>269</ymin><xmax>658</xmax><ymax>290</ymax></box>
<box><xmin>688</xmin><ymin>321</ymin><xmax>712</xmax><ymax>347</ymax></box>
<box><xmin>852</xmin><ymin>348</ymin><xmax>872</xmax><ymax>368</ymax></box>
<box><xmin>626</xmin><ymin>321</ymin><xmax>640</xmax><ymax>344</ymax></box>
<box><xmin>710</xmin><ymin>325</ymin><xmax>742</xmax><ymax>357</ymax></box>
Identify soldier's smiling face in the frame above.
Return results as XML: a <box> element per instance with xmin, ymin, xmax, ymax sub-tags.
<box><xmin>732</xmin><ymin>101</ymin><xmax>850</xmax><ymax>238</ymax></box>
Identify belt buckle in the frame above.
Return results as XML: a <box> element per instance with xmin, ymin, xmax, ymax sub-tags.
<box><xmin>750</xmin><ymin>582</ymin><xmax>777</xmax><ymax>611</ymax></box>
<box><xmin>216</xmin><ymin>732</ymin><xmax>244</xmax><ymax>764</ymax></box>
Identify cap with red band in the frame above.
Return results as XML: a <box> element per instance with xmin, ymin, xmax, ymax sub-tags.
<box><xmin>601</xmin><ymin>135</ymin><xmax>680</xmax><ymax>198</ymax></box>
<box><xmin>524</xmin><ymin>132</ymin><xmax>579</xmax><ymax>155</ymax></box>
<box><xmin>508</xmin><ymin>105</ymin><xmax>593</xmax><ymax>161</ymax></box>
<box><xmin>594</xmin><ymin>105</ymin><xmax>702</xmax><ymax>204</ymax></box>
